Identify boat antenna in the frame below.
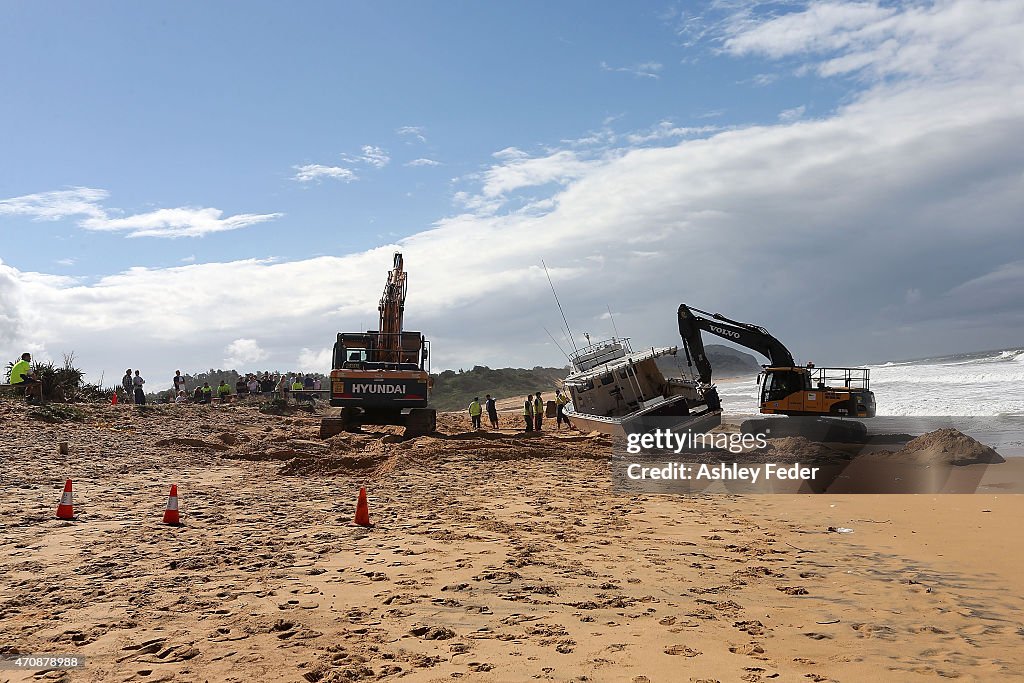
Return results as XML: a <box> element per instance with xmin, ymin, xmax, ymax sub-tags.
<box><xmin>543</xmin><ymin>326</ymin><xmax>572</xmax><ymax>362</ymax></box>
<box><xmin>606</xmin><ymin>304</ymin><xmax>620</xmax><ymax>340</ymax></box>
<box><xmin>542</xmin><ymin>259</ymin><xmax>580</xmax><ymax>356</ymax></box>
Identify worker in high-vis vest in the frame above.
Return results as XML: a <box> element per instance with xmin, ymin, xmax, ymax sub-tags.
<box><xmin>9</xmin><ymin>352</ymin><xmax>42</xmax><ymax>402</ymax></box>
<box><xmin>533</xmin><ymin>392</ymin><xmax>544</xmax><ymax>432</ymax></box>
<box><xmin>468</xmin><ymin>397</ymin><xmax>483</xmax><ymax>430</ymax></box>
<box><xmin>556</xmin><ymin>389</ymin><xmax>571</xmax><ymax>430</ymax></box>
<box><xmin>523</xmin><ymin>395</ymin><xmax>533</xmax><ymax>432</ymax></box>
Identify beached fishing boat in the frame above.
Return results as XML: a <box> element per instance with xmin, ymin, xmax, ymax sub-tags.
<box><xmin>561</xmin><ymin>337</ymin><xmax>722</xmax><ymax>436</ymax></box>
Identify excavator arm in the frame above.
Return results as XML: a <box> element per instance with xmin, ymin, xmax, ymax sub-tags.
<box><xmin>377</xmin><ymin>252</ymin><xmax>408</xmax><ymax>364</ymax></box>
<box><xmin>677</xmin><ymin>304</ymin><xmax>796</xmax><ymax>384</ymax></box>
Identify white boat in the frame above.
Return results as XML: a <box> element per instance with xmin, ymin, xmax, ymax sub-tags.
<box><xmin>562</xmin><ymin>337</ymin><xmax>722</xmax><ymax>436</ymax></box>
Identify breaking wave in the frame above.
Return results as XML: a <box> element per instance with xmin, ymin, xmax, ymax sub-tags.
<box><xmin>718</xmin><ymin>347</ymin><xmax>1024</xmax><ymax>417</ymax></box>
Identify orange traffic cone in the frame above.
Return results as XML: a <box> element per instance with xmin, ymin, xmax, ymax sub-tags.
<box><xmin>162</xmin><ymin>484</ymin><xmax>180</xmax><ymax>525</ymax></box>
<box><xmin>352</xmin><ymin>487</ymin><xmax>372</xmax><ymax>527</ymax></box>
<box><xmin>56</xmin><ymin>479</ymin><xmax>74</xmax><ymax>520</ymax></box>
<box><xmin>111</xmin><ymin>391</ymin><xmax>118</xmax><ymax>405</ymax></box>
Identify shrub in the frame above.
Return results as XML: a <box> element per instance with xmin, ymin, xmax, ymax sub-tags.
<box><xmin>28</xmin><ymin>404</ymin><xmax>86</xmax><ymax>423</ymax></box>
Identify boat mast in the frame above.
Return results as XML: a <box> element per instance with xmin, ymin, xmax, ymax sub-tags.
<box><xmin>543</xmin><ymin>260</ymin><xmax>580</xmax><ymax>357</ymax></box>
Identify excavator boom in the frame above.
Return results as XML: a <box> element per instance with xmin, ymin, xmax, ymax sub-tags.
<box><xmin>677</xmin><ymin>304</ymin><xmax>794</xmax><ymax>384</ymax></box>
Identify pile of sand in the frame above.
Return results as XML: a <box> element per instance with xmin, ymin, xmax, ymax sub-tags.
<box><xmin>886</xmin><ymin>428</ymin><xmax>1005</xmax><ymax>465</ymax></box>
<box><xmin>858</xmin><ymin>428</ymin><xmax>1005</xmax><ymax>466</ymax></box>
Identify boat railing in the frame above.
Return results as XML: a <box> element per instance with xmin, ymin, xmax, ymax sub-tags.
<box><xmin>570</xmin><ymin>337</ymin><xmax>633</xmax><ymax>371</ymax></box>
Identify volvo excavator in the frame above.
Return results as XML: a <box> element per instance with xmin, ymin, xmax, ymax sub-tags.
<box><xmin>318</xmin><ymin>253</ymin><xmax>436</xmax><ymax>438</ymax></box>
<box><xmin>677</xmin><ymin>304</ymin><xmax>875</xmax><ymax>442</ymax></box>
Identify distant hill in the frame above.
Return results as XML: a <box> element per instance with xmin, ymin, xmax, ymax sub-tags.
<box><xmin>430</xmin><ymin>366</ymin><xmax>568</xmax><ymax>412</ymax></box>
<box><xmin>656</xmin><ymin>344</ymin><xmax>761</xmax><ymax>380</ymax></box>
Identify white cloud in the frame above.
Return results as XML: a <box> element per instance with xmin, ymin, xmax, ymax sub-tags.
<box><xmin>0</xmin><ymin>187</ymin><xmax>108</xmax><ymax>221</ymax></box>
<box><xmin>358</xmin><ymin>145</ymin><xmax>390</xmax><ymax>168</ymax></box>
<box><xmin>81</xmin><ymin>207</ymin><xmax>282</xmax><ymax>238</ymax></box>
<box><xmin>778</xmin><ymin>105</ymin><xmax>807</xmax><ymax>122</ymax></box>
<box><xmin>293</xmin><ymin>164</ymin><xmax>358</xmax><ymax>183</ymax></box>
<box><xmin>405</xmin><ymin>158</ymin><xmax>442</xmax><ymax>167</ymax></box>
<box><xmin>396</xmin><ymin>126</ymin><xmax>427</xmax><ymax>143</ymax></box>
<box><xmin>297</xmin><ymin>346</ymin><xmax>333</xmax><ymax>371</ymax></box>
<box><xmin>750</xmin><ymin>73</ymin><xmax>778</xmax><ymax>86</ymax></box>
<box><xmin>180</xmin><ymin>255</ymin><xmax>196</xmax><ymax>263</ymax></box>
<box><xmin>224</xmin><ymin>338</ymin><xmax>269</xmax><ymax>368</ymax></box>
<box><xmin>0</xmin><ymin>187</ymin><xmax>282</xmax><ymax>238</ymax></box>
<box><xmin>55</xmin><ymin>258</ymin><xmax>76</xmax><ymax>266</ymax></box>
<box><xmin>721</xmin><ymin>0</ymin><xmax>1024</xmax><ymax>83</ymax></box>
<box><xmin>626</xmin><ymin>121</ymin><xmax>722</xmax><ymax>144</ymax></box>
<box><xmin>480</xmin><ymin>150</ymin><xmax>593</xmax><ymax>198</ymax></box>
<box><xmin>600</xmin><ymin>60</ymin><xmax>664</xmax><ymax>79</ymax></box>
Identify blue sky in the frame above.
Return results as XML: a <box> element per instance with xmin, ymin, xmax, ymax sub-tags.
<box><xmin>2</xmin><ymin>2</ymin><xmax>839</xmax><ymax>271</ymax></box>
<box><xmin>2</xmin><ymin>1</ymin><xmax>1023</xmax><ymax>387</ymax></box>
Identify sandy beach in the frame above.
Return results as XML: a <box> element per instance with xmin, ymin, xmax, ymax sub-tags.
<box><xmin>1</xmin><ymin>400</ymin><xmax>1022</xmax><ymax>682</ymax></box>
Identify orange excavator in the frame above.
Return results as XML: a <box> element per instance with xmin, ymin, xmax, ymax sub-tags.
<box><xmin>677</xmin><ymin>304</ymin><xmax>874</xmax><ymax>441</ymax></box>
<box><xmin>318</xmin><ymin>253</ymin><xmax>436</xmax><ymax>438</ymax></box>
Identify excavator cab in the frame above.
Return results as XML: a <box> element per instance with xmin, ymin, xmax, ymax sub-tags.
<box><xmin>760</xmin><ymin>368</ymin><xmax>807</xmax><ymax>403</ymax></box>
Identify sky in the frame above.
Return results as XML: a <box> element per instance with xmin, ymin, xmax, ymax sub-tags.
<box><xmin>1</xmin><ymin>0</ymin><xmax>1022</xmax><ymax>390</ymax></box>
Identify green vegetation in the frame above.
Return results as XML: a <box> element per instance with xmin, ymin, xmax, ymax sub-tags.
<box><xmin>27</xmin><ymin>404</ymin><xmax>86</xmax><ymax>423</ymax></box>
<box><xmin>429</xmin><ymin>365</ymin><xmax>568</xmax><ymax>411</ymax></box>
<box><xmin>3</xmin><ymin>352</ymin><xmax>110</xmax><ymax>403</ymax></box>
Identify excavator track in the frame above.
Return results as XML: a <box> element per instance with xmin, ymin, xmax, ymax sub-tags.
<box><xmin>740</xmin><ymin>417</ymin><xmax>868</xmax><ymax>443</ymax></box>
<box><xmin>318</xmin><ymin>407</ymin><xmax>437</xmax><ymax>439</ymax></box>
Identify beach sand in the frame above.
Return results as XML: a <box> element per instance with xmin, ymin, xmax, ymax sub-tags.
<box><xmin>1</xmin><ymin>401</ymin><xmax>1022</xmax><ymax>682</ymax></box>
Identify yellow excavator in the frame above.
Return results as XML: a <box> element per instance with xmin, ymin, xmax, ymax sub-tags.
<box><xmin>677</xmin><ymin>304</ymin><xmax>875</xmax><ymax>441</ymax></box>
<box><xmin>319</xmin><ymin>253</ymin><xmax>436</xmax><ymax>438</ymax></box>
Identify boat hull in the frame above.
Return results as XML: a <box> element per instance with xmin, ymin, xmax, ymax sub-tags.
<box><xmin>565</xmin><ymin>395</ymin><xmax>722</xmax><ymax>437</ymax></box>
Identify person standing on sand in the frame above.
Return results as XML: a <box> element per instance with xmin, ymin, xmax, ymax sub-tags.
<box><xmin>218</xmin><ymin>380</ymin><xmax>231</xmax><ymax>402</ymax></box>
<box><xmin>133</xmin><ymin>370</ymin><xmax>146</xmax><ymax>405</ymax></box>
<box><xmin>556</xmin><ymin>389</ymin><xmax>571</xmax><ymax>430</ymax></box>
<box><xmin>469</xmin><ymin>397</ymin><xmax>482</xmax><ymax>430</ymax></box>
<box><xmin>278</xmin><ymin>374</ymin><xmax>289</xmax><ymax>400</ymax></box>
<box><xmin>523</xmin><ymin>396</ymin><xmax>533</xmax><ymax>432</ymax></box>
<box><xmin>485</xmin><ymin>394</ymin><xmax>498</xmax><ymax>429</ymax></box>
<box><xmin>533</xmin><ymin>392</ymin><xmax>544</xmax><ymax>432</ymax></box>
<box><xmin>201</xmin><ymin>382</ymin><xmax>212</xmax><ymax>404</ymax></box>
<box><xmin>122</xmin><ymin>369</ymin><xmax>134</xmax><ymax>404</ymax></box>
<box><xmin>173</xmin><ymin>370</ymin><xmax>184</xmax><ymax>396</ymax></box>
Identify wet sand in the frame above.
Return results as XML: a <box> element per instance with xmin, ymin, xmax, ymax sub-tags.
<box><xmin>1</xmin><ymin>401</ymin><xmax>1022</xmax><ymax>682</ymax></box>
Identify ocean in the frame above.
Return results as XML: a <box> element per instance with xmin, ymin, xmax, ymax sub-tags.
<box><xmin>715</xmin><ymin>347</ymin><xmax>1024</xmax><ymax>454</ymax></box>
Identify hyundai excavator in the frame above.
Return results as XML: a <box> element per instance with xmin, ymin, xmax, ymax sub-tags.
<box><xmin>677</xmin><ymin>304</ymin><xmax>875</xmax><ymax>442</ymax></box>
<box><xmin>318</xmin><ymin>253</ymin><xmax>436</xmax><ymax>438</ymax></box>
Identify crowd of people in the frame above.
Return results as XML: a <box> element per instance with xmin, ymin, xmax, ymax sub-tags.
<box><xmin>114</xmin><ymin>370</ymin><xmax>328</xmax><ymax>405</ymax></box>
<box><xmin>467</xmin><ymin>389</ymin><xmax>572</xmax><ymax>432</ymax></box>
